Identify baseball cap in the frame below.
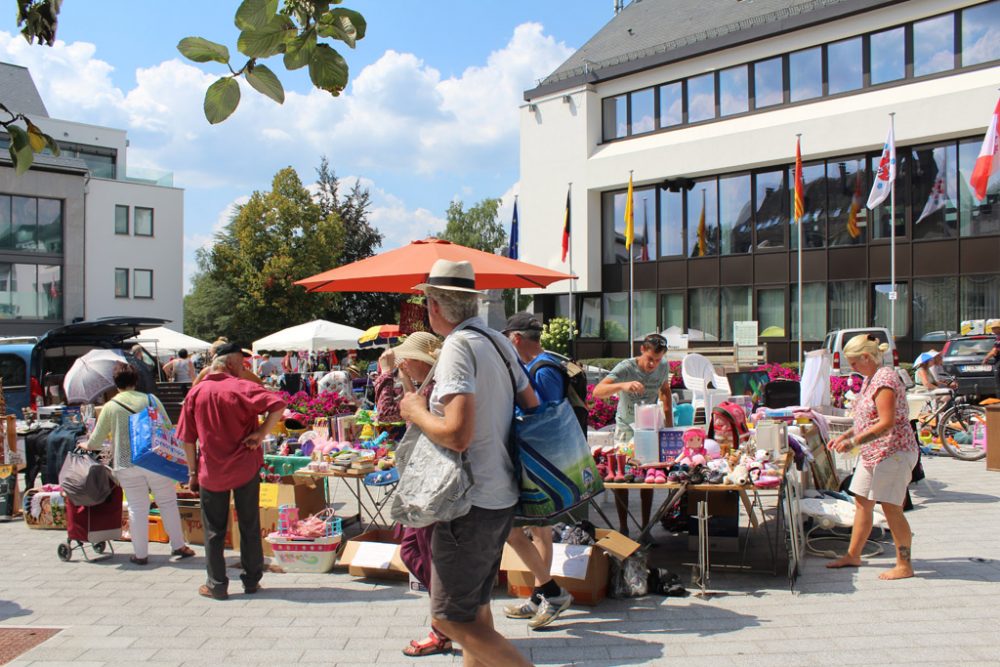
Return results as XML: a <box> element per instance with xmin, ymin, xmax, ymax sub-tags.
<box><xmin>215</xmin><ymin>342</ymin><xmax>250</xmax><ymax>358</ymax></box>
<box><xmin>502</xmin><ymin>312</ymin><xmax>543</xmax><ymax>334</ymax></box>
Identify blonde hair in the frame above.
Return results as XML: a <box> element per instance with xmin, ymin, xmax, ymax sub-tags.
<box><xmin>843</xmin><ymin>334</ymin><xmax>889</xmax><ymax>363</ymax></box>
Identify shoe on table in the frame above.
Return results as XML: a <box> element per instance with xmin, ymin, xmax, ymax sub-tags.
<box><xmin>503</xmin><ymin>598</ymin><xmax>538</xmax><ymax>619</ymax></box>
<box><xmin>528</xmin><ymin>589</ymin><xmax>573</xmax><ymax>630</ymax></box>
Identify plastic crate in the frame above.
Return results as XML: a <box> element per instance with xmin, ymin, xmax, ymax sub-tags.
<box><xmin>266</xmin><ymin>534</ymin><xmax>342</xmax><ymax>573</ymax></box>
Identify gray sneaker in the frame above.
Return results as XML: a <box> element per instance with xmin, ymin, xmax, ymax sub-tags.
<box><xmin>503</xmin><ymin>598</ymin><xmax>538</xmax><ymax>619</ymax></box>
<box><xmin>528</xmin><ymin>589</ymin><xmax>573</xmax><ymax>629</ymax></box>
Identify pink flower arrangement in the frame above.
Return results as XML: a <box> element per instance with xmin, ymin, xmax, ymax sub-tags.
<box><xmin>669</xmin><ymin>360</ymin><xmax>683</xmax><ymax>389</ymax></box>
<box><xmin>830</xmin><ymin>374</ymin><xmax>863</xmax><ymax>408</ymax></box>
<box><xmin>752</xmin><ymin>362</ymin><xmax>801</xmax><ymax>382</ymax></box>
<box><xmin>586</xmin><ymin>383</ymin><xmax>618</xmax><ymax>430</ymax></box>
<box><xmin>278</xmin><ymin>390</ymin><xmax>354</xmax><ymax>423</ymax></box>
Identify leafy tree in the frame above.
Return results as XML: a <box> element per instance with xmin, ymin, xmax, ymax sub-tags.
<box><xmin>439</xmin><ymin>198</ymin><xmax>507</xmax><ymax>253</ymax></box>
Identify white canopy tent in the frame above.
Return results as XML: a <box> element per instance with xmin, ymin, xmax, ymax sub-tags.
<box><xmin>252</xmin><ymin>319</ymin><xmax>366</xmax><ymax>353</ymax></box>
<box><xmin>126</xmin><ymin>326</ymin><xmax>212</xmax><ymax>359</ymax></box>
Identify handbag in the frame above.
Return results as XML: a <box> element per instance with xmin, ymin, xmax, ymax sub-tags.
<box><xmin>58</xmin><ymin>450</ymin><xmax>115</xmax><ymax>507</ymax></box>
<box><xmin>124</xmin><ymin>394</ymin><xmax>189</xmax><ymax>482</ymax></box>
<box><xmin>389</xmin><ymin>360</ymin><xmax>475</xmax><ymax>528</ymax></box>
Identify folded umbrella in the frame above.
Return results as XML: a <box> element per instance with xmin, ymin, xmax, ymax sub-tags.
<box><xmin>358</xmin><ymin>324</ymin><xmax>402</xmax><ymax>348</ymax></box>
<box><xmin>63</xmin><ymin>349</ymin><xmax>128</xmax><ymax>404</ymax></box>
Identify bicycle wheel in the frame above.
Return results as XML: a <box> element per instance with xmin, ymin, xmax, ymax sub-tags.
<box><xmin>937</xmin><ymin>404</ymin><xmax>987</xmax><ymax>461</ymax></box>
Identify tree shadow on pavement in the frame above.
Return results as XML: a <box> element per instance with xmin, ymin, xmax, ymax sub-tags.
<box><xmin>0</xmin><ymin>600</ymin><xmax>31</xmax><ymax>621</ymax></box>
<box><xmin>913</xmin><ymin>557</ymin><xmax>1000</xmax><ymax>582</ymax></box>
<box><xmin>910</xmin><ymin>478</ymin><xmax>998</xmax><ymax>505</ymax></box>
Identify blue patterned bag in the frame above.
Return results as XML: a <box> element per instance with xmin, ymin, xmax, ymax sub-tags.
<box><xmin>129</xmin><ymin>395</ymin><xmax>188</xmax><ymax>482</ymax></box>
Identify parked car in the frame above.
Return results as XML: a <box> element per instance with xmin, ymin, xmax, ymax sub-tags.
<box><xmin>822</xmin><ymin>327</ymin><xmax>898</xmax><ymax>376</ymax></box>
<box><xmin>940</xmin><ymin>335</ymin><xmax>997</xmax><ymax>398</ymax></box>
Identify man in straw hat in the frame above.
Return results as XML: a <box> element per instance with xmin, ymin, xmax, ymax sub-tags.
<box><xmin>400</xmin><ymin>259</ymin><xmax>538</xmax><ymax>667</ymax></box>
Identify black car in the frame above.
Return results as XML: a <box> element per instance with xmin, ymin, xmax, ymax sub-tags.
<box><xmin>940</xmin><ymin>335</ymin><xmax>997</xmax><ymax>398</ymax></box>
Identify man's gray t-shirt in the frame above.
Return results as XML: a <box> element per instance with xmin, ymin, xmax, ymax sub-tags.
<box><xmin>429</xmin><ymin>316</ymin><xmax>529</xmax><ymax>510</ymax></box>
<box><xmin>607</xmin><ymin>358</ymin><xmax>671</xmax><ymax>441</ymax></box>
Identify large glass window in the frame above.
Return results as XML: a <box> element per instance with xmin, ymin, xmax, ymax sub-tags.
<box><xmin>603</xmin><ymin>292</ymin><xmax>629</xmax><ymax>341</ymax></box>
<box><xmin>827</xmin><ymin>157</ymin><xmax>867</xmax><ymax>245</ymax></box>
<box><xmin>659</xmin><ymin>190</ymin><xmax>684</xmax><ymax>257</ymax></box>
<box><xmin>135</xmin><ymin>207</ymin><xmax>153</xmax><ymax>237</ymax></box>
<box><xmin>12</xmin><ymin>196</ymin><xmax>38</xmax><ymax>251</ymax></box>
<box><xmin>0</xmin><ymin>263</ymin><xmax>46</xmax><ymax>319</ymax></box>
<box><xmin>789</xmin><ymin>47</ymin><xmax>821</xmax><ymax>102</ymax></box>
<box><xmin>719</xmin><ymin>174</ymin><xmax>752</xmax><ymax>255</ymax></box>
<box><xmin>134</xmin><ymin>269</ymin><xmax>153</xmax><ymax>299</ymax></box>
<box><xmin>37</xmin><ymin>198</ymin><xmax>61</xmax><ymax>252</ymax></box>
<box><xmin>687</xmin><ymin>180</ymin><xmax>718</xmax><ymax>257</ymax></box>
<box><xmin>115</xmin><ymin>205</ymin><xmax>129</xmax><ymax>235</ymax></box>
<box><xmin>827</xmin><ymin>37</ymin><xmax>862</xmax><ymax>94</ymax></box>
<box><xmin>910</xmin><ymin>143</ymin><xmax>957</xmax><ymax>240</ymax></box>
<box><xmin>115</xmin><ymin>268</ymin><xmax>129</xmax><ymax>298</ymax></box>
<box><xmin>872</xmin><ymin>282</ymin><xmax>908</xmax><ymax>338</ymax></box>
<box><xmin>754</xmin><ymin>169</ymin><xmax>787</xmax><ymax>249</ymax></box>
<box><xmin>633</xmin><ymin>291</ymin><xmax>657</xmax><ymax>340</ymax></box>
<box><xmin>830</xmin><ymin>281</ymin><xmax>866</xmax><ymax>330</ymax></box>
<box><xmin>580</xmin><ymin>296</ymin><xmax>601</xmax><ymax>338</ymax></box>
<box><xmin>688</xmin><ymin>287</ymin><xmax>719</xmax><ymax>341</ymax></box>
<box><xmin>659</xmin><ymin>82</ymin><xmax>683</xmax><ymax>128</ymax></box>
<box><xmin>754</xmin><ymin>57</ymin><xmax>783</xmax><ymax>108</ymax></box>
<box><xmin>913</xmin><ymin>277</ymin><xmax>957</xmax><ymax>341</ymax></box>
<box><xmin>719</xmin><ymin>65</ymin><xmax>748</xmax><ymax>116</ymax></box>
<box><xmin>959</xmin><ymin>138</ymin><xmax>1000</xmax><ymax>236</ymax></box>
<box><xmin>870</xmin><ymin>151</ymin><xmax>907</xmax><ymax>239</ymax></box>
<box><xmin>790</xmin><ymin>162</ymin><xmax>826</xmax><ymax>249</ymax></box>
<box><xmin>721</xmin><ymin>286</ymin><xmax>751</xmax><ymax>341</ymax></box>
<box><xmin>960</xmin><ymin>274</ymin><xmax>1000</xmax><ymax>322</ymax></box>
<box><xmin>604</xmin><ymin>188</ymin><xmax>656</xmax><ymax>263</ymax></box>
<box><xmin>38</xmin><ymin>264</ymin><xmax>61</xmax><ymax>320</ymax></box>
<box><xmin>661</xmin><ymin>293</ymin><xmax>683</xmax><ymax>333</ymax></box>
<box><xmin>630</xmin><ymin>88</ymin><xmax>655</xmax><ymax>135</ymax></box>
<box><xmin>871</xmin><ymin>27</ymin><xmax>905</xmax><ymax>84</ymax></box>
<box><xmin>602</xmin><ymin>191</ymin><xmax>628</xmax><ymax>264</ymax></box>
<box><xmin>0</xmin><ymin>195</ymin><xmax>9</xmax><ymax>248</ymax></box>
<box><xmin>962</xmin><ymin>0</ymin><xmax>1000</xmax><ymax>66</ymax></box>
<box><xmin>791</xmin><ymin>283</ymin><xmax>827</xmax><ymax>340</ymax></box>
<box><xmin>687</xmin><ymin>73</ymin><xmax>715</xmax><ymax>123</ymax></box>
<box><xmin>0</xmin><ymin>195</ymin><xmax>61</xmax><ymax>253</ymax></box>
<box><xmin>913</xmin><ymin>14</ymin><xmax>954</xmax><ymax>77</ymax></box>
<box><xmin>602</xmin><ymin>95</ymin><xmax>627</xmax><ymax>141</ymax></box>
<box><xmin>757</xmin><ymin>288</ymin><xmax>785</xmax><ymax>338</ymax></box>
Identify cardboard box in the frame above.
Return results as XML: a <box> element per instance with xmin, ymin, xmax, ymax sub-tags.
<box><xmin>230</xmin><ymin>476</ymin><xmax>327</xmax><ymax>557</ymax></box>
<box><xmin>338</xmin><ymin>528</ymin><xmax>409</xmax><ymax>580</ymax></box>
<box><xmin>177</xmin><ymin>504</ymin><xmax>232</xmax><ymax>548</ymax></box>
<box><xmin>501</xmin><ymin>529</ymin><xmax>640</xmax><ymax>606</ymax></box>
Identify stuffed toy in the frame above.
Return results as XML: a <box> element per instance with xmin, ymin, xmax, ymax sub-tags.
<box><xmin>725</xmin><ymin>464</ymin><xmax>750</xmax><ymax>486</ymax></box>
<box><xmin>677</xmin><ymin>428</ymin><xmax>708</xmax><ymax>466</ymax></box>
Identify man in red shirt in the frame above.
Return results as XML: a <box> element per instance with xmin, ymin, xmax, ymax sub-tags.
<box><xmin>177</xmin><ymin>342</ymin><xmax>286</xmax><ymax>600</ymax></box>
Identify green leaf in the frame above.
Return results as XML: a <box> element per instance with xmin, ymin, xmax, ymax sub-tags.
<box><xmin>235</xmin><ymin>0</ymin><xmax>278</xmax><ymax>31</ymax></box>
<box><xmin>44</xmin><ymin>134</ymin><xmax>60</xmax><ymax>156</ymax></box>
<box><xmin>7</xmin><ymin>126</ymin><xmax>34</xmax><ymax>175</ymax></box>
<box><xmin>323</xmin><ymin>8</ymin><xmax>366</xmax><ymax>43</ymax></box>
<box><xmin>283</xmin><ymin>30</ymin><xmax>315</xmax><ymax>71</ymax></box>
<box><xmin>25</xmin><ymin>122</ymin><xmax>46</xmax><ymax>152</ymax></box>
<box><xmin>177</xmin><ymin>36</ymin><xmax>230</xmax><ymax>64</ymax></box>
<box><xmin>7</xmin><ymin>124</ymin><xmax>29</xmax><ymax>151</ymax></box>
<box><xmin>203</xmin><ymin>77</ymin><xmax>241</xmax><ymax>124</ymax></box>
<box><xmin>308</xmin><ymin>44</ymin><xmax>349</xmax><ymax>96</ymax></box>
<box><xmin>246</xmin><ymin>63</ymin><xmax>285</xmax><ymax>104</ymax></box>
<box><xmin>237</xmin><ymin>16</ymin><xmax>295</xmax><ymax>58</ymax></box>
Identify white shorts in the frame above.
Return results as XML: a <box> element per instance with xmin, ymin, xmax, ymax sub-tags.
<box><xmin>849</xmin><ymin>449</ymin><xmax>919</xmax><ymax>506</ymax></box>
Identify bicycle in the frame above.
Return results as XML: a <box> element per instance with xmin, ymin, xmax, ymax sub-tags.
<box><xmin>911</xmin><ymin>388</ymin><xmax>987</xmax><ymax>462</ymax></box>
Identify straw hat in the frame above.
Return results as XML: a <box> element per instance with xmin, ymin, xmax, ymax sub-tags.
<box><xmin>412</xmin><ymin>259</ymin><xmax>481</xmax><ymax>294</ymax></box>
<box><xmin>392</xmin><ymin>332</ymin><xmax>442</xmax><ymax>366</ymax></box>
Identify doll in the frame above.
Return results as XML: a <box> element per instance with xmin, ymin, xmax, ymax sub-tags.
<box><xmin>677</xmin><ymin>427</ymin><xmax>708</xmax><ymax>467</ymax></box>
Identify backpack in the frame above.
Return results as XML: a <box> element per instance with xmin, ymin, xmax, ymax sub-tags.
<box><xmin>58</xmin><ymin>450</ymin><xmax>115</xmax><ymax>507</ymax></box>
<box><xmin>530</xmin><ymin>356</ymin><xmax>589</xmax><ymax>433</ymax></box>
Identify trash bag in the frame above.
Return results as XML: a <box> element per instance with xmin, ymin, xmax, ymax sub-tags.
<box><xmin>609</xmin><ymin>547</ymin><xmax>649</xmax><ymax>599</ymax></box>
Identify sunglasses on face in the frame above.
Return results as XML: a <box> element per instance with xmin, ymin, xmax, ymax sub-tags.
<box><xmin>643</xmin><ymin>334</ymin><xmax>667</xmax><ymax>352</ymax></box>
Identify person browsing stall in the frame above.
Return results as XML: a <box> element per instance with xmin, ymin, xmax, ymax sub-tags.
<box><xmin>826</xmin><ymin>334</ymin><xmax>917</xmax><ymax>580</ymax></box>
<box><xmin>592</xmin><ymin>334</ymin><xmax>673</xmax><ymax>536</ymax></box>
<box><xmin>500</xmin><ymin>312</ymin><xmax>574</xmax><ymax>630</ymax></box>
<box><xmin>163</xmin><ymin>348</ymin><xmax>195</xmax><ymax>383</ymax></box>
<box><xmin>981</xmin><ymin>319</ymin><xmax>1000</xmax><ymax>392</ymax></box>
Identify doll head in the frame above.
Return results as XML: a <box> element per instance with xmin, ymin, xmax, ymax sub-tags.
<box><xmin>683</xmin><ymin>427</ymin><xmax>706</xmax><ymax>452</ymax></box>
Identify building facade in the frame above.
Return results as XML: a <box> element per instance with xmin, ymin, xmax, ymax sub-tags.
<box><xmin>519</xmin><ymin>0</ymin><xmax>1000</xmax><ymax>363</ymax></box>
<box><xmin>0</xmin><ymin>62</ymin><xmax>184</xmax><ymax>337</ymax></box>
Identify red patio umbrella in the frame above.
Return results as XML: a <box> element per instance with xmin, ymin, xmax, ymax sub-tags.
<box><xmin>295</xmin><ymin>238</ymin><xmax>575</xmax><ymax>293</ymax></box>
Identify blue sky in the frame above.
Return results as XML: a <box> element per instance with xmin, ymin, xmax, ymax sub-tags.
<box><xmin>1</xmin><ymin>1</ymin><xmax>611</xmax><ymax>291</ymax></box>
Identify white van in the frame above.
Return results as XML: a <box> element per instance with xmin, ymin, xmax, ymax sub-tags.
<box><xmin>822</xmin><ymin>328</ymin><xmax>898</xmax><ymax>376</ymax></box>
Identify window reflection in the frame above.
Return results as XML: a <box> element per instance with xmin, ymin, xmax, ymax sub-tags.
<box><xmin>37</xmin><ymin>199</ymin><xmax>62</xmax><ymax>253</ymax></box>
<box><xmin>870</xmin><ymin>152</ymin><xmax>907</xmax><ymax>239</ymax></box>
<box><xmin>659</xmin><ymin>190</ymin><xmax>684</xmax><ymax>257</ymax></box>
<box><xmin>721</xmin><ymin>286</ymin><xmax>751</xmax><ymax>341</ymax></box>
<box><xmin>830</xmin><ymin>281</ymin><xmax>867</xmax><ymax>330</ymax></box>
<box><xmin>827</xmin><ymin>158</ymin><xmax>867</xmax><ymax>246</ymax></box>
<box><xmin>758</xmin><ymin>289</ymin><xmax>785</xmax><ymax>338</ymax></box>
<box><xmin>580</xmin><ymin>297</ymin><xmax>601</xmax><ymax>338</ymax></box>
<box><xmin>602</xmin><ymin>188</ymin><xmax>656</xmax><ymax>263</ymax></box>
<box><xmin>914</xmin><ymin>14</ymin><xmax>954</xmax><ymax>77</ymax></box>
<box><xmin>910</xmin><ymin>144</ymin><xmax>957</xmax><ymax>240</ymax></box>
<box><xmin>602</xmin><ymin>95</ymin><xmax>627</xmax><ymax>141</ymax></box>
<box><xmin>719</xmin><ymin>174</ymin><xmax>752</xmax><ymax>254</ymax></box>
<box><xmin>872</xmin><ymin>282</ymin><xmax>909</xmax><ymax>338</ymax></box>
<box><xmin>633</xmin><ymin>292</ymin><xmax>657</xmax><ymax>340</ymax></box>
<box><xmin>38</xmin><ymin>264</ymin><xmax>61</xmax><ymax>320</ymax></box>
<box><xmin>827</xmin><ymin>37</ymin><xmax>862</xmax><ymax>94</ymax></box>
<box><xmin>687</xmin><ymin>73</ymin><xmax>715</xmax><ymax>122</ymax></box>
<box><xmin>688</xmin><ymin>287</ymin><xmax>720</xmax><ymax>341</ymax></box>
<box><xmin>12</xmin><ymin>197</ymin><xmax>38</xmax><ymax>251</ymax></box>
<box><xmin>958</xmin><ymin>138</ymin><xmax>1000</xmax><ymax>236</ymax></box>
<box><xmin>754</xmin><ymin>57</ymin><xmax>783</xmax><ymax>108</ymax></box>
<box><xmin>719</xmin><ymin>65</ymin><xmax>748</xmax><ymax>116</ymax></box>
<box><xmin>0</xmin><ymin>195</ymin><xmax>10</xmax><ymax>249</ymax></box>
<box><xmin>791</xmin><ymin>283</ymin><xmax>827</xmax><ymax>340</ymax></box>
<box><xmin>687</xmin><ymin>180</ymin><xmax>718</xmax><ymax>257</ymax></box>
<box><xmin>754</xmin><ymin>169</ymin><xmax>788</xmax><ymax>249</ymax></box>
<box><xmin>603</xmin><ymin>292</ymin><xmax>629</xmax><ymax>341</ymax></box>
<box><xmin>871</xmin><ymin>27</ymin><xmax>905</xmax><ymax>84</ymax></box>
<box><xmin>789</xmin><ymin>47</ymin><xmax>822</xmax><ymax>101</ymax></box>
<box><xmin>962</xmin><ymin>0</ymin><xmax>1000</xmax><ymax>66</ymax></box>
<box><xmin>659</xmin><ymin>82</ymin><xmax>683</xmax><ymax>127</ymax></box>
<box><xmin>661</xmin><ymin>293</ymin><xmax>683</xmax><ymax>332</ymax></box>
<box><xmin>631</xmin><ymin>88</ymin><xmax>655</xmax><ymax>135</ymax></box>
<box><xmin>789</xmin><ymin>162</ymin><xmax>826</xmax><ymax>249</ymax></box>
<box><xmin>913</xmin><ymin>277</ymin><xmax>957</xmax><ymax>341</ymax></box>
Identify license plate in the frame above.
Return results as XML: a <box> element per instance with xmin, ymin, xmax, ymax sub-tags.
<box><xmin>961</xmin><ymin>365</ymin><xmax>992</xmax><ymax>372</ymax></box>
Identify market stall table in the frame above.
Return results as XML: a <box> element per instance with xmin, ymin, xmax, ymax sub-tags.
<box><xmin>294</xmin><ymin>467</ymin><xmax>397</xmax><ymax>533</ymax></box>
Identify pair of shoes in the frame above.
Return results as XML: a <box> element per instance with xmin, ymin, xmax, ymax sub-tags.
<box><xmin>705</xmin><ymin>469</ymin><xmax>725</xmax><ymax>484</ymax></box>
<box><xmin>689</xmin><ymin>465</ymin><xmax>707</xmax><ymax>484</ymax></box>
<box><xmin>402</xmin><ymin>630</ymin><xmax>452</xmax><ymax>657</ymax></box>
<box><xmin>667</xmin><ymin>464</ymin><xmax>689</xmax><ymax>483</ymax></box>
<box><xmin>198</xmin><ymin>584</ymin><xmax>228</xmax><ymax>600</ymax></box>
<box><xmin>503</xmin><ymin>598</ymin><xmax>538</xmax><ymax>619</ymax></box>
<box><xmin>243</xmin><ymin>582</ymin><xmax>261</xmax><ymax>595</ymax></box>
<box><xmin>129</xmin><ymin>555</ymin><xmax>148</xmax><ymax>565</ymax></box>
<box><xmin>529</xmin><ymin>589</ymin><xmax>573</xmax><ymax>630</ymax></box>
<box><xmin>171</xmin><ymin>546</ymin><xmax>196</xmax><ymax>559</ymax></box>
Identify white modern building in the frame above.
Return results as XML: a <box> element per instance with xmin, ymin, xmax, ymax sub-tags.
<box><xmin>0</xmin><ymin>62</ymin><xmax>184</xmax><ymax>336</ymax></box>
<box><xmin>519</xmin><ymin>0</ymin><xmax>1000</xmax><ymax>362</ymax></box>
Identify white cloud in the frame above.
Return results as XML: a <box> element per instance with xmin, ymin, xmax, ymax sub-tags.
<box><xmin>338</xmin><ymin>175</ymin><xmax>447</xmax><ymax>249</ymax></box>
<box><xmin>182</xmin><ymin>195</ymin><xmax>249</xmax><ymax>290</ymax></box>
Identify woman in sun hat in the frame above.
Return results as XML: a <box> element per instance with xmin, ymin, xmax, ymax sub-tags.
<box><xmin>912</xmin><ymin>350</ymin><xmax>954</xmax><ymax>392</ymax></box>
<box><xmin>373</xmin><ymin>331</ymin><xmax>442</xmax><ymax>422</ymax></box>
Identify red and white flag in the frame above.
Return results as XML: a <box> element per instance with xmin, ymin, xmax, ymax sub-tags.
<box><xmin>970</xmin><ymin>96</ymin><xmax>1000</xmax><ymax>201</ymax></box>
<box><xmin>867</xmin><ymin>120</ymin><xmax>896</xmax><ymax>209</ymax></box>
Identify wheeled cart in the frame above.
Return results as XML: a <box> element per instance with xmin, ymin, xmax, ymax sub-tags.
<box><xmin>59</xmin><ymin>485</ymin><xmax>123</xmax><ymax>562</ymax></box>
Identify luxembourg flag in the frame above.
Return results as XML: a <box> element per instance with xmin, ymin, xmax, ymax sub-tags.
<box><xmin>970</xmin><ymin>96</ymin><xmax>1000</xmax><ymax>201</ymax></box>
<box><xmin>867</xmin><ymin>120</ymin><xmax>896</xmax><ymax>209</ymax></box>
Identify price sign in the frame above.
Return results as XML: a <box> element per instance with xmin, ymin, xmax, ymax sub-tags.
<box><xmin>888</xmin><ymin>291</ymin><xmax>898</xmax><ymax>301</ymax></box>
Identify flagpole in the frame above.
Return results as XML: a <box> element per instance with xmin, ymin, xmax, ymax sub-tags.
<box><xmin>628</xmin><ymin>170</ymin><xmax>635</xmax><ymax>348</ymax></box>
<box><xmin>567</xmin><ymin>183</ymin><xmax>575</xmax><ymax>344</ymax></box>
<box><xmin>796</xmin><ymin>134</ymin><xmax>803</xmax><ymax>372</ymax></box>
<box><xmin>513</xmin><ymin>194</ymin><xmax>519</xmax><ymax>312</ymax></box>
<box><xmin>889</xmin><ymin>112</ymin><xmax>896</xmax><ymax>341</ymax></box>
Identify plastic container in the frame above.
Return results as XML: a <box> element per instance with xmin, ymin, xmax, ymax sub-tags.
<box><xmin>266</xmin><ymin>534</ymin><xmax>342</xmax><ymax>573</ymax></box>
<box><xmin>633</xmin><ymin>429</ymin><xmax>660</xmax><ymax>465</ymax></box>
<box><xmin>635</xmin><ymin>403</ymin><xmax>664</xmax><ymax>431</ymax></box>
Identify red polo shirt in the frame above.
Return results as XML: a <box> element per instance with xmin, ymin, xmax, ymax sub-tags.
<box><xmin>176</xmin><ymin>373</ymin><xmax>286</xmax><ymax>492</ymax></box>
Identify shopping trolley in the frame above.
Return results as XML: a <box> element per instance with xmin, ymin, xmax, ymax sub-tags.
<box><xmin>58</xmin><ymin>485</ymin><xmax>123</xmax><ymax>562</ymax></box>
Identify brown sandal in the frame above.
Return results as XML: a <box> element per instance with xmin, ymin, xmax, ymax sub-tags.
<box><xmin>402</xmin><ymin>630</ymin><xmax>452</xmax><ymax>657</ymax></box>
<box><xmin>172</xmin><ymin>546</ymin><xmax>196</xmax><ymax>559</ymax></box>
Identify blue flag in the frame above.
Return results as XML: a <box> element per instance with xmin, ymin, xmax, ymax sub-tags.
<box><xmin>508</xmin><ymin>200</ymin><xmax>519</xmax><ymax>260</ymax></box>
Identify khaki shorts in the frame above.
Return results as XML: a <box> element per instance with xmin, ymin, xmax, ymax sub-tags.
<box><xmin>430</xmin><ymin>504</ymin><xmax>516</xmax><ymax>623</ymax></box>
<box><xmin>849</xmin><ymin>449</ymin><xmax>919</xmax><ymax>506</ymax></box>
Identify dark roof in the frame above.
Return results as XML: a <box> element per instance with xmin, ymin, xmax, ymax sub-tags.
<box><xmin>526</xmin><ymin>0</ymin><xmax>905</xmax><ymax>99</ymax></box>
<box><xmin>0</xmin><ymin>151</ymin><xmax>90</xmax><ymax>175</ymax></box>
<box><xmin>0</xmin><ymin>61</ymin><xmax>49</xmax><ymax>117</ymax></box>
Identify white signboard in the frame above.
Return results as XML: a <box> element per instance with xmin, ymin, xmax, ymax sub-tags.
<box><xmin>733</xmin><ymin>321</ymin><xmax>758</xmax><ymax>365</ymax></box>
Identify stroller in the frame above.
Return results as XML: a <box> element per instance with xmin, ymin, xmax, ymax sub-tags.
<box><xmin>58</xmin><ymin>485</ymin><xmax>123</xmax><ymax>562</ymax></box>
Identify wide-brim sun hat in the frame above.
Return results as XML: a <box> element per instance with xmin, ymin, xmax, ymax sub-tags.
<box><xmin>392</xmin><ymin>331</ymin><xmax>442</xmax><ymax>366</ymax></box>
<box><xmin>412</xmin><ymin>259</ymin><xmax>482</xmax><ymax>294</ymax></box>
<box><xmin>913</xmin><ymin>349</ymin><xmax>940</xmax><ymax>368</ymax></box>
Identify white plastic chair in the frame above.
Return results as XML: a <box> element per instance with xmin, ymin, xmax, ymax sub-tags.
<box><xmin>711</xmin><ymin>370</ymin><xmax>731</xmax><ymax>395</ymax></box>
<box><xmin>681</xmin><ymin>353</ymin><xmax>726</xmax><ymax>424</ymax></box>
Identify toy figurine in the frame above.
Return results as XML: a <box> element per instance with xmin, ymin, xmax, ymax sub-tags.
<box><xmin>677</xmin><ymin>428</ymin><xmax>708</xmax><ymax>467</ymax></box>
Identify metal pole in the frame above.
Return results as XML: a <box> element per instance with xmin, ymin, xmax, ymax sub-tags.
<box><xmin>629</xmin><ymin>171</ymin><xmax>635</xmax><ymax>347</ymax></box>
<box><xmin>889</xmin><ymin>112</ymin><xmax>896</xmax><ymax>340</ymax></box>
<box><xmin>513</xmin><ymin>194</ymin><xmax>519</xmax><ymax>313</ymax></box>
<box><xmin>797</xmin><ymin>134</ymin><xmax>803</xmax><ymax>371</ymax></box>
<box><xmin>568</xmin><ymin>183</ymin><xmax>575</xmax><ymax>342</ymax></box>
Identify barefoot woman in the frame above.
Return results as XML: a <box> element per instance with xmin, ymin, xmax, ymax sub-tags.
<box><xmin>826</xmin><ymin>334</ymin><xmax>917</xmax><ymax>580</ymax></box>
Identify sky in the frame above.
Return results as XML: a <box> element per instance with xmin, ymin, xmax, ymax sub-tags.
<box><xmin>0</xmin><ymin>1</ymin><xmax>612</xmax><ymax>292</ymax></box>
